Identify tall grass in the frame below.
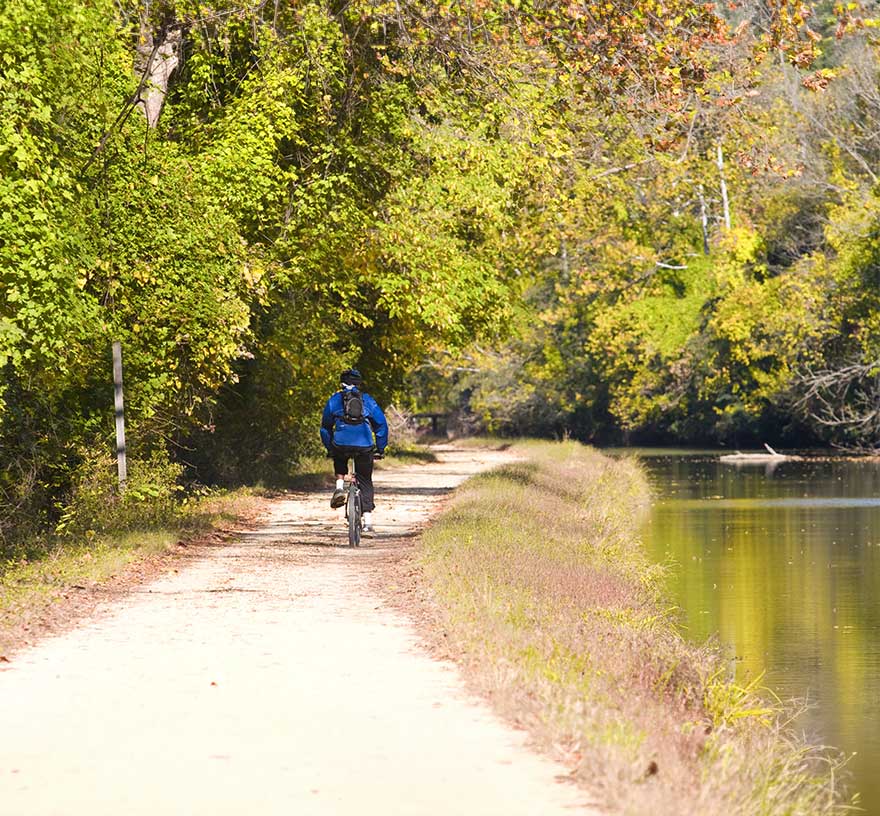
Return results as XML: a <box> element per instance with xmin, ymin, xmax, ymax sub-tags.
<box><xmin>418</xmin><ymin>441</ymin><xmax>854</xmax><ymax>815</ymax></box>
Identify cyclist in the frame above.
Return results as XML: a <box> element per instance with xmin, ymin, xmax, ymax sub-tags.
<box><xmin>320</xmin><ymin>368</ymin><xmax>388</xmax><ymax>533</ymax></box>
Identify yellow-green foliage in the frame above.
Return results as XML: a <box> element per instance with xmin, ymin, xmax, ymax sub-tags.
<box><xmin>0</xmin><ymin>0</ymin><xmax>547</xmax><ymax>527</ymax></box>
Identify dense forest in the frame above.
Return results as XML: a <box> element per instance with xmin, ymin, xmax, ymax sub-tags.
<box><xmin>3</xmin><ymin>0</ymin><xmax>880</xmax><ymax>538</ymax></box>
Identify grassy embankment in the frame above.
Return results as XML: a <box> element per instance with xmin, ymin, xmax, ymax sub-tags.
<box><xmin>418</xmin><ymin>441</ymin><xmax>852</xmax><ymax>815</ymax></box>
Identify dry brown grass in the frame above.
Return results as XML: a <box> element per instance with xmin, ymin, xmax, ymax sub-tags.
<box><xmin>418</xmin><ymin>441</ymin><xmax>855</xmax><ymax>815</ymax></box>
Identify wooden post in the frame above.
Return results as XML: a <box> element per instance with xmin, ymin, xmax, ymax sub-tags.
<box><xmin>112</xmin><ymin>341</ymin><xmax>128</xmax><ymax>490</ymax></box>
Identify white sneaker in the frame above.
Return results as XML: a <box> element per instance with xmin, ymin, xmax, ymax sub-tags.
<box><xmin>362</xmin><ymin>512</ymin><xmax>375</xmax><ymax>535</ymax></box>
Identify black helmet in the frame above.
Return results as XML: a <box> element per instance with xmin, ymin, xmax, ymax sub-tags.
<box><xmin>340</xmin><ymin>368</ymin><xmax>363</xmax><ymax>386</ymax></box>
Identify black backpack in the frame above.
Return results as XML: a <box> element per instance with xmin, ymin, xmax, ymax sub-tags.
<box><xmin>342</xmin><ymin>389</ymin><xmax>366</xmax><ymax>424</ymax></box>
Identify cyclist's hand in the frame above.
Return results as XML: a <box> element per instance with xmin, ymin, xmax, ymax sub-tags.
<box><xmin>373</xmin><ymin>451</ymin><xmax>385</xmax><ymax>461</ymax></box>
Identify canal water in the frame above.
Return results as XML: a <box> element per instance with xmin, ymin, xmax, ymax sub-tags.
<box><xmin>636</xmin><ymin>450</ymin><xmax>880</xmax><ymax>812</ymax></box>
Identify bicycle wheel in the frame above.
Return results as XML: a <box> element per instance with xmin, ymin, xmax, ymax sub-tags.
<box><xmin>347</xmin><ymin>485</ymin><xmax>361</xmax><ymax>547</ymax></box>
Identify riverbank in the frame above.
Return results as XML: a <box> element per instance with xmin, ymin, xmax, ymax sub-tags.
<box><xmin>415</xmin><ymin>441</ymin><xmax>851</xmax><ymax>814</ymax></box>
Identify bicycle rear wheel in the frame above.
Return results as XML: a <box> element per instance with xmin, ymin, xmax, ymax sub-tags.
<box><xmin>347</xmin><ymin>486</ymin><xmax>361</xmax><ymax>547</ymax></box>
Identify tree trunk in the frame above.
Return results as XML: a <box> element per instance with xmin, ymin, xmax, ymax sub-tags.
<box><xmin>717</xmin><ymin>142</ymin><xmax>731</xmax><ymax>230</ymax></box>
<box><xmin>136</xmin><ymin>26</ymin><xmax>181</xmax><ymax>128</ymax></box>
<box><xmin>698</xmin><ymin>184</ymin><xmax>710</xmax><ymax>254</ymax></box>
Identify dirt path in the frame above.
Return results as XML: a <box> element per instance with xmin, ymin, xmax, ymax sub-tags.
<box><xmin>0</xmin><ymin>446</ymin><xmax>597</xmax><ymax>815</ymax></box>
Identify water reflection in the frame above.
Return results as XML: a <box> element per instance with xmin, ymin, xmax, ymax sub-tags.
<box><xmin>636</xmin><ymin>451</ymin><xmax>880</xmax><ymax>813</ymax></box>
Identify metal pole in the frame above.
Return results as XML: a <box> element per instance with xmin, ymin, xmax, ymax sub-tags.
<box><xmin>112</xmin><ymin>341</ymin><xmax>128</xmax><ymax>490</ymax></box>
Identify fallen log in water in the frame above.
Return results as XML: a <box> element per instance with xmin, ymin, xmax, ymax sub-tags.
<box><xmin>719</xmin><ymin>444</ymin><xmax>802</xmax><ymax>464</ymax></box>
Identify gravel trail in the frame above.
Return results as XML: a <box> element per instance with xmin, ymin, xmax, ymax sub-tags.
<box><xmin>0</xmin><ymin>446</ymin><xmax>597</xmax><ymax>815</ymax></box>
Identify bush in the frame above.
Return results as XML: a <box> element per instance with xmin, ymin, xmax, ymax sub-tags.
<box><xmin>54</xmin><ymin>446</ymin><xmax>183</xmax><ymax>538</ymax></box>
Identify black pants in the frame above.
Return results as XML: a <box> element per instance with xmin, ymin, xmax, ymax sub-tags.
<box><xmin>332</xmin><ymin>446</ymin><xmax>375</xmax><ymax>512</ymax></box>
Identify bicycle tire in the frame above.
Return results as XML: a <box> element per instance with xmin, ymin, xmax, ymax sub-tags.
<box><xmin>347</xmin><ymin>484</ymin><xmax>361</xmax><ymax>547</ymax></box>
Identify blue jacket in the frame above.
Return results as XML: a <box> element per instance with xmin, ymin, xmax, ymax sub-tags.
<box><xmin>320</xmin><ymin>387</ymin><xmax>389</xmax><ymax>452</ymax></box>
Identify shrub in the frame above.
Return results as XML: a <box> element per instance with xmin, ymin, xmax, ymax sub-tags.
<box><xmin>54</xmin><ymin>446</ymin><xmax>183</xmax><ymax>538</ymax></box>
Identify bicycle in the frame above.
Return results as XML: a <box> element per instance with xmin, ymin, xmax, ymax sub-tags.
<box><xmin>342</xmin><ymin>472</ymin><xmax>363</xmax><ymax>547</ymax></box>
<box><xmin>338</xmin><ymin>451</ymin><xmax>383</xmax><ymax>547</ymax></box>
